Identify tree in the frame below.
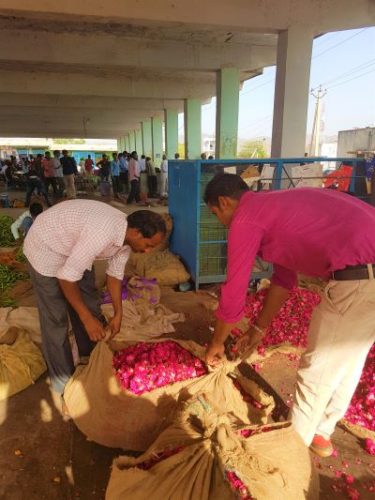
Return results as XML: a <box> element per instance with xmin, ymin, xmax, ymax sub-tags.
<box><xmin>238</xmin><ymin>140</ymin><xmax>267</xmax><ymax>159</ymax></box>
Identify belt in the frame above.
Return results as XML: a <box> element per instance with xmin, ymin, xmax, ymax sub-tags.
<box><xmin>332</xmin><ymin>264</ymin><xmax>375</xmax><ymax>281</ymax></box>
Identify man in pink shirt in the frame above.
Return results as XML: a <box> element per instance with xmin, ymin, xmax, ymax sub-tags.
<box><xmin>24</xmin><ymin>200</ymin><xmax>166</xmax><ymax>404</ymax></box>
<box><xmin>127</xmin><ymin>151</ymin><xmax>141</xmax><ymax>204</ymax></box>
<box><xmin>41</xmin><ymin>151</ymin><xmax>58</xmax><ymax>199</ymax></box>
<box><xmin>204</xmin><ymin>173</ymin><xmax>375</xmax><ymax>458</ymax></box>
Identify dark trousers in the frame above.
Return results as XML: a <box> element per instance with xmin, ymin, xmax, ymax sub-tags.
<box><xmin>25</xmin><ymin>178</ymin><xmax>51</xmax><ymax>207</ymax></box>
<box><xmin>147</xmin><ymin>175</ymin><xmax>158</xmax><ymax>197</ymax></box>
<box><xmin>112</xmin><ymin>175</ymin><xmax>121</xmax><ymax>196</ymax></box>
<box><xmin>127</xmin><ymin>179</ymin><xmax>140</xmax><ymax>203</ymax></box>
<box><xmin>44</xmin><ymin>177</ymin><xmax>58</xmax><ymax>196</ymax></box>
<box><xmin>28</xmin><ymin>264</ymin><xmax>105</xmax><ymax>394</ymax></box>
<box><xmin>119</xmin><ymin>171</ymin><xmax>128</xmax><ymax>193</ymax></box>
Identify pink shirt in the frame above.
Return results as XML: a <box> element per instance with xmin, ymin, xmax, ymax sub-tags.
<box><xmin>128</xmin><ymin>159</ymin><xmax>140</xmax><ymax>182</ymax></box>
<box><xmin>24</xmin><ymin>200</ymin><xmax>130</xmax><ymax>282</ymax></box>
<box><xmin>42</xmin><ymin>158</ymin><xmax>55</xmax><ymax>178</ymax></box>
<box><xmin>217</xmin><ymin>188</ymin><xmax>375</xmax><ymax>323</ymax></box>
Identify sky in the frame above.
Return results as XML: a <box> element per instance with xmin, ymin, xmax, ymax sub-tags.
<box><xmin>200</xmin><ymin>27</ymin><xmax>375</xmax><ymax>141</ymax></box>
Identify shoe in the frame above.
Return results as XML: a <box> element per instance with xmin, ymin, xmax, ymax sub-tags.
<box><xmin>310</xmin><ymin>435</ymin><xmax>334</xmax><ymax>458</ymax></box>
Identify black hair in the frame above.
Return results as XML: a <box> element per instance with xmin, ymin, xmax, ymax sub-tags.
<box><xmin>29</xmin><ymin>202</ymin><xmax>43</xmax><ymax>217</ymax></box>
<box><xmin>203</xmin><ymin>173</ymin><xmax>249</xmax><ymax>206</ymax></box>
<box><xmin>127</xmin><ymin>210</ymin><xmax>166</xmax><ymax>238</ymax></box>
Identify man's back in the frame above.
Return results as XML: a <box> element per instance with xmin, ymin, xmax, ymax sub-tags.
<box><xmin>230</xmin><ymin>188</ymin><xmax>375</xmax><ymax>279</ymax></box>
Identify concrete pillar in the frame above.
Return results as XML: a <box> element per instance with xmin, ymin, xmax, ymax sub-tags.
<box><xmin>271</xmin><ymin>25</ymin><xmax>314</xmax><ymax>157</ymax></box>
<box><xmin>117</xmin><ymin>138</ymin><xmax>122</xmax><ymax>152</ymax></box>
<box><xmin>141</xmin><ymin>120</ymin><xmax>152</xmax><ymax>157</ymax></box>
<box><xmin>135</xmin><ymin>129</ymin><xmax>143</xmax><ymax>155</ymax></box>
<box><xmin>124</xmin><ymin>134</ymin><xmax>130</xmax><ymax>152</ymax></box>
<box><xmin>184</xmin><ymin>98</ymin><xmax>201</xmax><ymax>159</ymax></box>
<box><xmin>215</xmin><ymin>68</ymin><xmax>240</xmax><ymax>159</ymax></box>
<box><xmin>129</xmin><ymin>131</ymin><xmax>136</xmax><ymax>152</ymax></box>
<box><xmin>151</xmin><ymin>116</ymin><xmax>163</xmax><ymax>164</ymax></box>
<box><xmin>164</xmin><ymin>109</ymin><xmax>178</xmax><ymax>159</ymax></box>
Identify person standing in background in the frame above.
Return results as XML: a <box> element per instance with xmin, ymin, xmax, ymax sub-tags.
<box><xmin>118</xmin><ymin>153</ymin><xmax>128</xmax><ymax>194</ymax></box>
<box><xmin>160</xmin><ymin>154</ymin><xmax>168</xmax><ymax>198</ymax></box>
<box><xmin>139</xmin><ymin>154</ymin><xmax>146</xmax><ymax>173</ymax></box>
<box><xmin>52</xmin><ymin>150</ymin><xmax>65</xmax><ymax>198</ymax></box>
<box><xmin>42</xmin><ymin>151</ymin><xmax>58</xmax><ymax>199</ymax></box>
<box><xmin>110</xmin><ymin>152</ymin><xmax>121</xmax><ymax>199</ymax></box>
<box><xmin>84</xmin><ymin>155</ymin><xmax>94</xmax><ymax>175</ymax></box>
<box><xmin>60</xmin><ymin>150</ymin><xmax>78</xmax><ymax>199</ymax></box>
<box><xmin>146</xmin><ymin>156</ymin><xmax>157</xmax><ymax>198</ymax></box>
<box><xmin>97</xmin><ymin>154</ymin><xmax>110</xmax><ymax>182</ymax></box>
<box><xmin>127</xmin><ymin>151</ymin><xmax>141</xmax><ymax>204</ymax></box>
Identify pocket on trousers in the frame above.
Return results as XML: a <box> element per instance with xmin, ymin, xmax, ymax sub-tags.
<box><xmin>324</xmin><ymin>280</ymin><xmax>360</xmax><ymax>315</ymax></box>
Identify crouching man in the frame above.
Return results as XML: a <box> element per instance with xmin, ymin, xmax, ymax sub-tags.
<box><xmin>204</xmin><ymin>173</ymin><xmax>375</xmax><ymax>458</ymax></box>
<box><xmin>24</xmin><ymin>200</ymin><xmax>166</xmax><ymax>401</ymax></box>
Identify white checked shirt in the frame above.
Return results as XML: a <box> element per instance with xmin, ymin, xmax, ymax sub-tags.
<box><xmin>24</xmin><ymin>200</ymin><xmax>130</xmax><ymax>282</ymax></box>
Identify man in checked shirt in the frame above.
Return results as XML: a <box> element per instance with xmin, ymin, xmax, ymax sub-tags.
<box><xmin>24</xmin><ymin>200</ymin><xmax>166</xmax><ymax>401</ymax></box>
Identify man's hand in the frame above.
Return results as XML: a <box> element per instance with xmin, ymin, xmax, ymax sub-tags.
<box><xmin>205</xmin><ymin>341</ymin><xmax>226</xmax><ymax>366</ymax></box>
<box><xmin>108</xmin><ymin>314</ymin><xmax>122</xmax><ymax>338</ymax></box>
<box><xmin>82</xmin><ymin>315</ymin><xmax>107</xmax><ymax>342</ymax></box>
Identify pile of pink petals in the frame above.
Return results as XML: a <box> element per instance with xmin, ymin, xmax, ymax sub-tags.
<box><xmin>344</xmin><ymin>343</ymin><xmax>375</xmax><ymax>434</ymax></box>
<box><xmin>364</xmin><ymin>438</ymin><xmax>375</xmax><ymax>456</ymax></box>
<box><xmin>225</xmin><ymin>471</ymin><xmax>252</xmax><ymax>499</ymax></box>
<box><xmin>113</xmin><ymin>341</ymin><xmax>207</xmax><ymax>395</ymax></box>
<box><xmin>230</xmin><ymin>287</ymin><xmax>321</xmax><ymax>353</ymax></box>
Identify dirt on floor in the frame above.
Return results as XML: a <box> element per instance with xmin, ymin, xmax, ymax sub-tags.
<box><xmin>0</xmin><ymin>198</ymin><xmax>374</xmax><ymax>499</ymax></box>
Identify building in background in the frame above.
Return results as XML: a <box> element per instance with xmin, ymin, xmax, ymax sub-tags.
<box><xmin>337</xmin><ymin>127</ymin><xmax>375</xmax><ymax>156</ymax></box>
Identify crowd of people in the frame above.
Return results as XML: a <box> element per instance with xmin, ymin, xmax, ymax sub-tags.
<box><xmin>0</xmin><ymin>149</ymin><xmax>179</xmax><ymax>207</ymax></box>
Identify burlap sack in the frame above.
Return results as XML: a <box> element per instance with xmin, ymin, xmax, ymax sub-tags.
<box><xmin>0</xmin><ymin>306</ymin><xmax>41</xmax><ymax>344</ymax></box>
<box><xmin>106</xmin><ymin>393</ymin><xmax>319</xmax><ymax>500</ymax></box>
<box><xmin>101</xmin><ymin>277</ymin><xmax>184</xmax><ymax>347</ymax></box>
<box><xmin>340</xmin><ymin>419</ymin><xmax>375</xmax><ymax>441</ymax></box>
<box><xmin>64</xmin><ymin>339</ymin><xmax>273</xmax><ymax>451</ymax></box>
<box><xmin>125</xmin><ymin>249</ymin><xmax>190</xmax><ymax>286</ymax></box>
<box><xmin>0</xmin><ymin>328</ymin><xmax>46</xmax><ymax>401</ymax></box>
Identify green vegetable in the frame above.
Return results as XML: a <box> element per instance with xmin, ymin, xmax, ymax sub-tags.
<box><xmin>0</xmin><ymin>264</ymin><xmax>28</xmax><ymax>292</ymax></box>
<box><xmin>0</xmin><ymin>215</ymin><xmax>15</xmax><ymax>247</ymax></box>
<box><xmin>0</xmin><ymin>291</ymin><xmax>16</xmax><ymax>308</ymax></box>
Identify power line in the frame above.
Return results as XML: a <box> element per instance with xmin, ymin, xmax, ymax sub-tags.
<box><xmin>311</xmin><ymin>58</ymin><xmax>375</xmax><ymax>91</ymax></box>
<box><xmin>313</xmin><ymin>28</ymin><xmax>369</xmax><ymax>58</ymax></box>
<box><xmin>327</xmin><ymin>67</ymin><xmax>375</xmax><ymax>90</ymax></box>
<box><xmin>240</xmin><ymin>77</ymin><xmax>275</xmax><ymax>97</ymax></box>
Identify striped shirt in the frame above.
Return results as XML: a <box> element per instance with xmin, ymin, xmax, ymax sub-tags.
<box><xmin>24</xmin><ymin>200</ymin><xmax>130</xmax><ymax>282</ymax></box>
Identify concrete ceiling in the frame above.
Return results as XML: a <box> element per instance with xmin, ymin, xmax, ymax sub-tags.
<box><xmin>0</xmin><ymin>1</ymin><xmax>373</xmax><ymax>139</ymax></box>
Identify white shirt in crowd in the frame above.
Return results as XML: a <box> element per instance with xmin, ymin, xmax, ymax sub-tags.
<box><xmin>52</xmin><ymin>157</ymin><xmax>63</xmax><ymax>177</ymax></box>
<box><xmin>139</xmin><ymin>157</ymin><xmax>146</xmax><ymax>172</ymax></box>
<box><xmin>160</xmin><ymin>159</ymin><xmax>168</xmax><ymax>175</ymax></box>
<box><xmin>11</xmin><ymin>210</ymin><xmax>31</xmax><ymax>240</ymax></box>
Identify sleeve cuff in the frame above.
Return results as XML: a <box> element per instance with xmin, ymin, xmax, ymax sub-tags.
<box><xmin>56</xmin><ymin>268</ymin><xmax>84</xmax><ymax>282</ymax></box>
<box><xmin>105</xmin><ymin>270</ymin><xmax>124</xmax><ymax>281</ymax></box>
<box><xmin>215</xmin><ymin>307</ymin><xmax>244</xmax><ymax>324</ymax></box>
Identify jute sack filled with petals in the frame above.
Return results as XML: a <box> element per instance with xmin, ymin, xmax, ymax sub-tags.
<box><xmin>106</xmin><ymin>393</ymin><xmax>319</xmax><ymax>500</ymax></box>
<box><xmin>63</xmin><ymin>336</ymin><xmax>273</xmax><ymax>451</ymax></box>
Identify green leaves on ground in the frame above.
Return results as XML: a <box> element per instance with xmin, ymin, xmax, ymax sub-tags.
<box><xmin>0</xmin><ymin>215</ymin><xmax>15</xmax><ymax>247</ymax></box>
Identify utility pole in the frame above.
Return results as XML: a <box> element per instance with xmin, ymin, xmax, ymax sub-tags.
<box><xmin>309</xmin><ymin>85</ymin><xmax>327</xmax><ymax>156</ymax></box>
